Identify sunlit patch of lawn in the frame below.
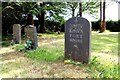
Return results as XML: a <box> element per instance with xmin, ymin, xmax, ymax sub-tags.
<box><xmin>1</xmin><ymin>31</ymin><xmax>119</xmax><ymax>78</ymax></box>
<box><xmin>92</xmin><ymin>32</ymin><xmax>118</xmax><ymax>56</ymax></box>
<box><xmin>38</xmin><ymin>32</ymin><xmax>64</xmax><ymax>39</ymax></box>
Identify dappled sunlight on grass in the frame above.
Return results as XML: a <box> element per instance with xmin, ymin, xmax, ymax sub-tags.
<box><xmin>91</xmin><ymin>52</ymin><xmax>118</xmax><ymax>64</ymax></box>
<box><xmin>38</xmin><ymin>39</ymin><xmax>64</xmax><ymax>47</ymax></box>
<box><xmin>0</xmin><ymin>47</ymin><xmax>15</xmax><ymax>55</ymax></box>
<box><xmin>38</xmin><ymin>33</ymin><xmax>64</xmax><ymax>39</ymax></box>
<box><xmin>0</xmin><ymin>31</ymin><xmax>119</xmax><ymax>78</ymax></box>
<box><xmin>91</xmin><ymin>31</ymin><xmax>118</xmax><ymax>56</ymax></box>
<box><xmin>0</xmin><ymin>59</ymin><xmax>16</xmax><ymax>65</ymax></box>
<box><xmin>1</xmin><ymin>69</ymin><xmax>25</xmax><ymax>78</ymax></box>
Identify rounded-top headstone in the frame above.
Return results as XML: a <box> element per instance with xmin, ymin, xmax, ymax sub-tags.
<box><xmin>65</xmin><ymin>17</ymin><xmax>91</xmax><ymax>63</ymax></box>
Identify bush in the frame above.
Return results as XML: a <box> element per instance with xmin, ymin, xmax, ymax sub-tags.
<box><xmin>92</xmin><ymin>20</ymin><xmax>120</xmax><ymax>32</ymax></box>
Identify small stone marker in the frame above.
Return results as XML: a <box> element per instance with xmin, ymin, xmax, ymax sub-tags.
<box><xmin>13</xmin><ymin>24</ymin><xmax>21</xmax><ymax>44</ymax></box>
<box><xmin>65</xmin><ymin>17</ymin><xmax>91</xmax><ymax>63</ymax></box>
<box><xmin>25</xmin><ymin>25</ymin><xmax>38</xmax><ymax>49</ymax></box>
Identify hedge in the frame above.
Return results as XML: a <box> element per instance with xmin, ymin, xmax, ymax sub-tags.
<box><xmin>92</xmin><ymin>20</ymin><xmax>120</xmax><ymax>32</ymax></box>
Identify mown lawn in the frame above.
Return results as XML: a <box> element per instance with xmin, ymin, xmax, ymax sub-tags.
<box><xmin>1</xmin><ymin>31</ymin><xmax>119</xmax><ymax>78</ymax></box>
<box><xmin>24</xmin><ymin>31</ymin><xmax>119</xmax><ymax>78</ymax></box>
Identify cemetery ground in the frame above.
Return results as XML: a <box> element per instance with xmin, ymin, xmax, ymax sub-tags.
<box><xmin>0</xmin><ymin>31</ymin><xmax>119</xmax><ymax>78</ymax></box>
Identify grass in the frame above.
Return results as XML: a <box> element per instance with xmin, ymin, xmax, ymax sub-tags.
<box><xmin>87</xmin><ymin>56</ymin><xmax>119</xmax><ymax>78</ymax></box>
<box><xmin>92</xmin><ymin>32</ymin><xmax>118</xmax><ymax>56</ymax></box>
<box><xmin>23</xmin><ymin>31</ymin><xmax>119</xmax><ymax>78</ymax></box>
<box><xmin>1</xmin><ymin>31</ymin><xmax>119</xmax><ymax>78</ymax></box>
<box><xmin>25</xmin><ymin>46</ymin><xmax>64</xmax><ymax>63</ymax></box>
<box><xmin>2</xmin><ymin>35</ymin><xmax>26</xmax><ymax>47</ymax></box>
<box><xmin>37</xmin><ymin>32</ymin><xmax>64</xmax><ymax>39</ymax></box>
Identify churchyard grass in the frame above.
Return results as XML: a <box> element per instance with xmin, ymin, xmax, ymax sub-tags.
<box><xmin>2</xmin><ymin>31</ymin><xmax>119</xmax><ymax>78</ymax></box>
<box><xmin>24</xmin><ymin>31</ymin><xmax>119</xmax><ymax>78</ymax></box>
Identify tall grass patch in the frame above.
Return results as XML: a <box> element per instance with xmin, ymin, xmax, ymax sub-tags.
<box><xmin>87</xmin><ymin>56</ymin><xmax>119</xmax><ymax>78</ymax></box>
<box><xmin>25</xmin><ymin>46</ymin><xmax>64</xmax><ymax>62</ymax></box>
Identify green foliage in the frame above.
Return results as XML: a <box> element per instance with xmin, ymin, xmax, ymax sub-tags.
<box><xmin>8</xmin><ymin>32</ymin><xmax>118</xmax><ymax>78</ymax></box>
<box><xmin>82</xmin><ymin>1</ymin><xmax>100</xmax><ymax>18</ymax></box>
<box><xmin>2</xmin><ymin>42</ymin><xmax>10</xmax><ymax>47</ymax></box>
<box><xmin>64</xmin><ymin>56</ymin><xmax>119</xmax><ymax>78</ymax></box>
<box><xmin>2</xmin><ymin>35</ymin><xmax>12</xmax><ymax>41</ymax></box>
<box><xmin>88</xmin><ymin>56</ymin><xmax>119</xmax><ymax>78</ymax></box>
<box><xmin>13</xmin><ymin>44</ymin><xmax>25</xmax><ymax>51</ymax></box>
<box><xmin>44</xmin><ymin>2</ymin><xmax>66</xmax><ymax>25</ymax></box>
<box><xmin>25</xmin><ymin>47</ymin><xmax>64</xmax><ymax>62</ymax></box>
<box><xmin>25</xmin><ymin>39</ymin><xmax>33</xmax><ymax>50</ymax></box>
<box><xmin>92</xmin><ymin>20</ymin><xmax>120</xmax><ymax>32</ymax></box>
<box><xmin>66</xmin><ymin>1</ymin><xmax>100</xmax><ymax>17</ymax></box>
<box><xmin>2</xmin><ymin>2</ymin><xmax>66</xmax><ymax>34</ymax></box>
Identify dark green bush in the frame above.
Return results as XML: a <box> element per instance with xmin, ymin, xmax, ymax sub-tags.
<box><xmin>92</xmin><ymin>20</ymin><xmax>120</xmax><ymax>32</ymax></box>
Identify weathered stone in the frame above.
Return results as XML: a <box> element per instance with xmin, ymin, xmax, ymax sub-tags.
<box><xmin>65</xmin><ymin>17</ymin><xmax>91</xmax><ymax>63</ymax></box>
<box><xmin>13</xmin><ymin>24</ymin><xmax>21</xmax><ymax>44</ymax></box>
<box><xmin>25</xmin><ymin>25</ymin><xmax>38</xmax><ymax>49</ymax></box>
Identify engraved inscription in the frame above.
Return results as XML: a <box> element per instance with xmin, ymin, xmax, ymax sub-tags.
<box><xmin>69</xmin><ymin>23</ymin><xmax>83</xmax><ymax>43</ymax></box>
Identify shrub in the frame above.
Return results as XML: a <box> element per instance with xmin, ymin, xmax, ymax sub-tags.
<box><xmin>92</xmin><ymin>20</ymin><xmax>120</xmax><ymax>32</ymax></box>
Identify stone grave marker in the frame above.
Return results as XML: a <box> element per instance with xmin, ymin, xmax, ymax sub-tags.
<box><xmin>13</xmin><ymin>24</ymin><xmax>21</xmax><ymax>44</ymax></box>
<box><xmin>65</xmin><ymin>17</ymin><xmax>91</xmax><ymax>63</ymax></box>
<box><xmin>25</xmin><ymin>25</ymin><xmax>38</xmax><ymax>49</ymax></box>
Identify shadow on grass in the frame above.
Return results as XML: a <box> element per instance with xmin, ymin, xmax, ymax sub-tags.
<box><xmin>2</xmin><ymin>41</ymin><xmax>11</xmax><ymax>47</ymax></box>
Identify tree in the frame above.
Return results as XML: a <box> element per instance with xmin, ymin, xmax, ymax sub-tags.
<box><xmin>36</xmin><ymin>2</ymin><xmax>46</xmax><ymax>33</ymax></box>
<box><xmin>67</xmin><ymin>1</ymin><xmax>100</xmax><ymax>17</ymax></box>
<box><xmin>79</xmin><ymin>1</ymin><xmax>82</xmax><ymax>17</ymax></box>
<box><xmin>66</xmin><ymin>2</ymin><xmax>78</xmax><ymax>17</ymax></box>
<box><xmin>103</xmin><ymin>0</ymin><xmax>106</xmax><ymax>32</ymax></box>
<box><xmin>100</xmin><ymin>0</ymin><xmax>103</xmax><ymax>33</ymax></box>
<box><xmin>36</xmin><ymin>2</ymin><xmax>67</xmax><ymax>33</ymax></box>
<box><xmin>2</xmin><ymin>2</ymin><xmax>67</xmax><ymax>34</ymax></box>
<box><xmin>99</xmin><ymin>0</ymin><xmax>106</xmax><ymax>33</ymax></box>
<box><xmin>2</xmin><ymin>2</ymin><xmax>39</xmax><ymax>35</ymax></box>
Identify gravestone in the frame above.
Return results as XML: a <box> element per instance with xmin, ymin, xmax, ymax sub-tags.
<box><xmin>65</xmin><ymin>17</ymin><xmax>91</xmax><ymax>63</ymax></box>
<box><xmin>25</xmin><ymin>25</ymin><xmax>38</xmax><ymax>49</ymax></box>
<box><xmin>13</xmin><ymin>24</ymin><xmax>21</xmax><ymax>44</ymax></box>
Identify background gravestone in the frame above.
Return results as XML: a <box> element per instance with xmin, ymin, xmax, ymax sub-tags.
<box><xmin>25</xmin><ymin>25</ymin><xmax>38</xmax><ymax>49</ymax></box>
<box><xmin>13</xmin><ymin>24</ymin><xmax>21</xmax><ymax>44</ymax></box>
<box><xmin>65</xmin><ymin>17</ymin><xmax>91</xmax><ymax>63</ymax></box>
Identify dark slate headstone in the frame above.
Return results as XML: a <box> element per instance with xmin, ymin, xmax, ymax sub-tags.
<box><xmin>65</xmin><ymin>17</ymin><xmax>91</xmax><ymax>63</ymax></box>
<box><xmin>25</xmin><ymin>25</ymin><xmax>38</xmax><ymax>49</ymax></box>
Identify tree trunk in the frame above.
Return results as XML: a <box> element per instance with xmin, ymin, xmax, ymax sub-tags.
<box><xmin>40</xmin><ymin>11</ymin><xmax>45</xmax><ymax>33</ymax></box>
<box><xmin>26</xmin><ymin>13</ymin><xmax>34</xmax><ymax>26</ymax></box>
<box><xmin>37</xmin><ymin>2</ymin><xmax>45</xmax><ymax>33</ymax></box>
<box><xmin>99</xmin><ymin>0</ymin><xmax>103</xmax><ymax>33</ymax></box>
<box><xmin>72</xmin><ymin>9</ymin><xmax>75</xmax><ymax>17</ymax></box>
<box><xmin>99</xmin><ymin>0</ymin><xmax>106</xmax><ymax>33</ymax></box>
<box><xmin>103</xmin><ymin>0</ymin><xmax>106</xmax><ymax>31</ymax></box>
<box><xmin>79</xmin><ymin>1</ymin><xmax>82</xmax><ymax>17</ymax></box>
